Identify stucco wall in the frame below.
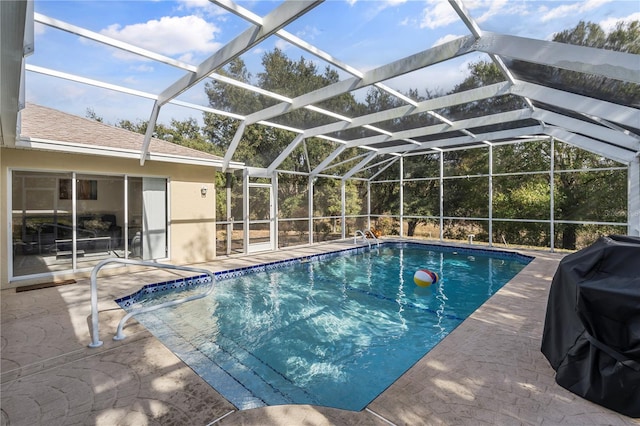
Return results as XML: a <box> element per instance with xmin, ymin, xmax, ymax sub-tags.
<box><xmin>1</xmin><ymin>148</ymin><xmax>217</xmax><ymax>288</ymax></box>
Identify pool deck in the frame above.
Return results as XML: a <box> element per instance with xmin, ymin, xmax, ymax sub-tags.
<box><xmin>2</xmin><ymin>239</ymin><xmax>638</xmax><ymax>425</ymax></box>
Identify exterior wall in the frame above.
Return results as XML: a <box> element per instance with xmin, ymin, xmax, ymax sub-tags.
<box><xmin>1</xmin><ymin>148</ymin><xmax>217</xmax><ymax>288</ymax></box>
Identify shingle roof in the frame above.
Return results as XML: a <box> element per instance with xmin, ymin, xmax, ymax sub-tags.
<box><xmin>19</xmin><ymin>103</ymin><xmax>226</xmax><ymax>164</ymax></box>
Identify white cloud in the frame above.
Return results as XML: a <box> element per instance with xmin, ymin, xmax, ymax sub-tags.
<box><xmin>540</xmin><ymin>0</ymin><xmax>612</xmax><ymax>22</ymax></box>
<box><xmin>101</xmin><ymin>15</ymin><xmax>221</xmax><ymax>58</ymax></box>
<box><xmin>297</xmin><ymin>25</ymin><xmax>321</xmax><ymax>41</ymax></box>
<box><xmin>175</xmin><ymin>0</ymin><xmax>228</xmax><ymax>18</ymax></box>
<box><xmin>420</xmin><ymin>0</ymin><xmax>458</xmax><ymax>29</ymax></box>
<box><xmin>275</xmin><ymin>39</ymin><xmax>293</xmax><ymax>51</ymax></box>
<box><xmin>599</xmin><ymin>12</ymin><xmax>640</xmax><ymax>32</ymax></box>
<box><xmin>474</xmin><ymin>0</ymin><xmax>529</xmax><ymax>24</ymax></box>
<box><xmin>131</xmin><ymin>64</ymin><xmax>154</xmax><ymax>73</ymax></box>
<box><xmin>34</xmin><ymin>22</ymin><xmax>47</xmax><ymax>36</ymax></box>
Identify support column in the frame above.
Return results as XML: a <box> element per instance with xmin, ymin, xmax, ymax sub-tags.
<box><xmin>399</xmin><ymin>157</ymin><xmax>404</xmax><ymax>238</ymax></box>
<box><xmin>242</xmin><ymin>169</ymin><xmax>248</xmax><ymax>254</ymax></box>
<box><xmin>629</xmin><ymin>156</ymin><xmax>640</xmax><ymax>236</ymax></box>
<box><xmin>308</xmin><ymin>176</ymin><xmax>314</xmax><ymax>245</ymax></box>
<box><xmin>367</xmin><ymin>181</ymin><xmax>371</xmax><ymax>231</ymax></box>
<box><xmin>550</xmin><ymin>137</ymin><xmax>555</xmax><ymax>252</ymax></box>
<box><xmin>226</xmin><ymin>172</ymin><xmax>232</xmax><ymax>255</ymax></box>
<box><xmin>341</xmin><ymin>180</ymin><xmax>346</xmax><ymax>239</ymax></box>
<box><xmin>273</xmin><ymin>172</ymin><xmax>279</xmax><ymax>250</ymax></box>
<box><xmin>439</xmin><ymin>151</ymin><xmax>444</xmax><ymax>241</ymax></box>
<box><xmin>488</xmin><ymin>145</ymin><xmax>493</xmax><ymax>247</ymax></box>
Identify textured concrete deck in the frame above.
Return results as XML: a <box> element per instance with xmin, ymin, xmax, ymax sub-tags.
<box><xmin>2</xmin><ymin>240</ymin><xmax>638</xmax><ymax>425</ymax></box>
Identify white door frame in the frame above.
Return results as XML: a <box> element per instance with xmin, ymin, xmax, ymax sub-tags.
<box><xmin>245</xmin><ymin>180</ymin><xmax>275</xmax><ymax>254</ymax></box>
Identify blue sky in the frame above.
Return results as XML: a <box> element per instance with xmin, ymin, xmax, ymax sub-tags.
<box><xmin>27</xmin><ymin>0</ymin><xmax>639</xmax><ymax>126</ymax></box>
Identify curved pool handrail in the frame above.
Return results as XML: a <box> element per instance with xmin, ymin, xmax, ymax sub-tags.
<box><xmin>354</xmin><ymin>230</ymin><xmax>380</xmax><ymax>250</ymax></box>
<box><xmin>88</xmin><ymin>258</ymin><xmax>214</xmax><ymax>348</ymax></box>
<box><xmin>353</xmin><ymin>230</ymin><xmax>370</xmax><ymax>248</ymax></box>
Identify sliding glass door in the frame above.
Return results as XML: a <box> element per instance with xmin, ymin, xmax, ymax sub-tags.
<box><xmin>11</xmin><ymin>170</ymin><xmax>167</xmax><ymax>279</ymax></box>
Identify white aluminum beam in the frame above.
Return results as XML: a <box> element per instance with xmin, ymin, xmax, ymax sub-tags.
<box><xmin>213</xmin><ymin>0</ymin><xmax>364</xmax><ymax>77</ymax></box>
<box><xmin>369</xmin><ymin>156</ymin><xmax>401</xmax><ymax>181</ymax></box>
<box><xmin>343</xmin><ymin>152</ymin><xmax>378</xmax><ymax>180</ymax></box>
<box><xmin>374</xmin><ymin>125</ymin><xmax>546</xmax><ymax>155</ymax></box>
<box><xmin>266</xmin><ymin>133</ymin><xmax>305</xmax><ymax>174</ymax></box>
<box><xmin>629</xmin><ymin>157</ymin><xmax>640</xmax><ymax>236</ymax></box>
<box><xmin>25</xmin><ymin>64</ymin><xmax>245</xmax><ymax>120</ymax></box>
<box><xmin>533</xmin><ymin>109</ymin><xmax>639</xmax><ymax>152</ymax></box>
<box><xmin>310</xmin><ymin>145</ymin><xmax>347</xmax><ymax>176</ymax></box>
<box><xmin>449</xmin><ymin>0</ymin><xmax>482</xmax><ymax>38</ymax></box>
<box><xmin>303</xmin><ymin>81</ymin><xmax>511</xmax><ymax>140</ymax></box>
<box><xmin>544</xmin><ymin>127</ymin><xmax>635</xmax><ymax>164</ymax></box>
<box><xmin>1</xmin><ymin>0</ymin><xmax>28</xmax><ymax>147</ymax></box>
<box><xmin>223</xmin><ymin>45</ymin><xmax>489</xmax><ymax>168</ymax></box>
<box><xmin>34</xmin><ymin>13</ymin><xmax>198</xmax><ymax>72</ymax></box>
<box><xmin>510</xmin><ymin>81</ymin><xmax>639</xmax><ymax>129</ymax></box>
<box><xmin>222</xmin><ymin>122</ymin><xmax>246</xmax><ymax>171</ymax></box>
<box><xmin>156</xmin><ymin>1</ymin><xmax>321</xmax><ymax>107</ymax></box>
<box><xmin>344</xmin><ymin>108</ymin><xmax>533</xmax><ymax>149</ymax></box>
<box><xmin>143</xmin><ymin>0</ymin><xmax>322</xmax><ymax>164</ymax></box>
<box><xmin>213</xmin><ymin>0</ymin><xmax>430</xmax><ymax>110</ymax></box>
<box><xmin>244</xmin><ymin>35</ymin><xmax>477</xmax><ymax>126</ymax></box>
<box><xmin>479</xmin><ymin>32</ymin><xmax>640</xmax><ymax>84</ymax></box>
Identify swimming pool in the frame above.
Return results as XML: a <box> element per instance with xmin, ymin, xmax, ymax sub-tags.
<box><xmin>117</xmin><ymin>242</ymin><xmax>531</xmax><ymax>411</ymax></box>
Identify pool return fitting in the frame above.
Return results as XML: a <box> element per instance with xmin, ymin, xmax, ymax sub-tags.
<box><xmin>88</xmin><ymin>258</ymin><xmax>214</xmax><ymax>348</ymax></box>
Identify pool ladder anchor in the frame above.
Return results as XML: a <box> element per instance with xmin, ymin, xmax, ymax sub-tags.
<box><xmin>354</xmin><ymin>229</ymin><xmax>380</xmax><ymax>250</ymax></box>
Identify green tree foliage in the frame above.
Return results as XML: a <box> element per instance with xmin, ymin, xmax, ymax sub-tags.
<box><xmin>101</xmin><ymin>20</ymin><xmax>632</xmax><ymax>249</ymax></box>
<box><xmin>508</xmin><ymin>20</ymin><xmax>640</xmax><ymax>107</ymax></box>
<box><xmin>85</xmin><ymin>107</ymin><xmax>103</xmax><ymax>122</ymax></box>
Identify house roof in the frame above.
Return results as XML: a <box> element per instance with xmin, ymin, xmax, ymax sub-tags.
<box><xmin>17</xmin><ymin>103</ymin><xmax>241</xmax><ymax>169</ymax></box>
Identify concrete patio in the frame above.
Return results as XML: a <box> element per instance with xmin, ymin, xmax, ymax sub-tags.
<box><xmin>2</xmin><ymin>240</ymin><xmax>638</xmax><ymax>425</ymax></box>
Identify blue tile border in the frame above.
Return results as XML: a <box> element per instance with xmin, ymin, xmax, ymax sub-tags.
<box><xmin>115</xmin><ymin>242</ymin><xmax>532</xmax><ymax>309</ymax></box>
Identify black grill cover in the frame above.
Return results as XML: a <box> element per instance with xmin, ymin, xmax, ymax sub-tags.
<box><xmin>541</xmin><ymin>235</ymin><xmax>640</xmax><ymax>418</ymax></box>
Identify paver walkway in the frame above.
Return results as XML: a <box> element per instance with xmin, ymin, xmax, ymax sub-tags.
<box><xmin>2</xmin><ymin>240</ymin><xmax>638</xmax><ymax>425</ymax></box>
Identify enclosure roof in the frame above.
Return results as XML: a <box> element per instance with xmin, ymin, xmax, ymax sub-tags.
<box><xmin>1</xmin><ymin>0</ymin><xmax>638</xmax><ymax>178</ymax></box>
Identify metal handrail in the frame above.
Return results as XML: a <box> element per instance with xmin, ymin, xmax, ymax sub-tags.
<box><xmin>353</xmin><ymin>229</ymin><xmax>380</xmax><ymax>250</ymax></box>
<box><xmin>364</xmin><ymin>229</ymin><xmax>381</xmax><ymax>248</ymax></box>
<box><xmin>353</xmin><ymin>230</ymin><xmax>370</xmax><ymax>248</ymax></box>
<box><xmin>88</xmin><ymin>258</ymin><xmax>214</xmax><ymax>348</ymax></box>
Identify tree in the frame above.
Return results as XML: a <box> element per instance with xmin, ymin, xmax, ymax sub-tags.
<box><xmin>85</xmin><ymin>108</ymin><xmax>103</xmax><ymax>122</ymax></box>
<box><xmin>438</xmin><ymin>20</ymin><xmax>636</xmax><ymax>249</ymax></box>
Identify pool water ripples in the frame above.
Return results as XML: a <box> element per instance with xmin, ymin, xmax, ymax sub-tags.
<box><xmin>124</xmin><ymin>244</ymin><xmax>530</xmax><ymax>411</ymax></box>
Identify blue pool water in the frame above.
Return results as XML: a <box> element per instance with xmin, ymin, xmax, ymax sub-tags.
<box><xmin>118</xmin><ymin>243</ymin><xmax>531</xmax><ymax>411</ymax></box>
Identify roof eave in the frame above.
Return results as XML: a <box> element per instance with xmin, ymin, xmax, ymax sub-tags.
<box><xmin>13</xmin><ymin>137</ymin><xmax>244</xmax><ymax>170</ymax></box>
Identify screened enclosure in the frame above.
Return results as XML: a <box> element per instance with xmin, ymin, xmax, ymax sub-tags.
<box><xmin>2</xmin><ymin>0</ymin><xmax>638</xmax><ymax>259</ymax></box>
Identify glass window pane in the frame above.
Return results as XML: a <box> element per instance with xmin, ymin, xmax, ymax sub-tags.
<box><xmin>75</xmin><ymin>174</ymin><xmax>125</xmax><ymax>268</ymax></box>
<box><xmin>12</xmin><ymin>171</ymin><xmax>73</xmax><ymax>276</ymax></box>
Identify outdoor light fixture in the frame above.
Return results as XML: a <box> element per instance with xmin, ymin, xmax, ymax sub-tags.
<box><xmin>201</xmin><ymin>186</ymin><xmax>208</xmax><ymax>197</ymax></box>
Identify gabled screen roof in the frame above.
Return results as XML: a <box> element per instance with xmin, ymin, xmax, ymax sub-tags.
<box><xmin>1</xmin><ymin>0</ymin><xmax>638</xmax><ymax>175</ymax></box>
